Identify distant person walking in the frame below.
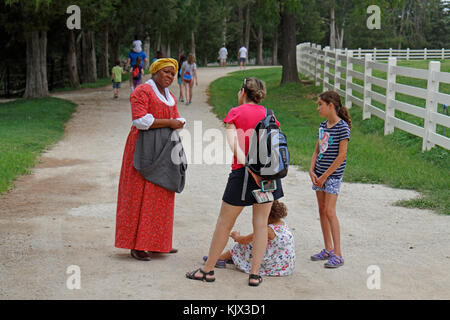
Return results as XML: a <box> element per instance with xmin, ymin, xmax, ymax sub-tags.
<box><xmin>125</xmin><ymin>40</ymin><xmax>149</xmax><ymax>91</ymax></box>
<box><xmin>130</xmin><ymin>57</ymin><xmax>145</xmax><ymax>90</ymax></box>
<box><xmin>181</xmin><ymin>53</ymin><xmax>198</xmax><ymax>105</ymax></box>
<box><xmin>178</xmin><ymin>55</ymin><xmax>187</xmax><ymax>102</ymax></box>
<box><xmin>218</xmin><ymin>44</ymin><xmax>228</xmax><ymax>67</ymax></box>
<box><xmin>111</xmin><ymin>60</ymin><xmax>124</xmax><ymax>99</ymax></box>
<box><xmin>238</xmin><ymin>45</ymin><xmax>248</xmax><ymax>69</ymax></box>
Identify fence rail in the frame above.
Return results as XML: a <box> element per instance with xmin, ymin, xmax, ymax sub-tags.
<box><xmin>297</xmin><ymin>42</ymin><xmax>450</xmax><ymax>151</ymax></box>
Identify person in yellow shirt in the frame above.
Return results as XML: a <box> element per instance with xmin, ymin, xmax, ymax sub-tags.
<box><xmin>112</xmin><ymin>60</ymin><xmax>124</xmax><ymax>99</ymax></box>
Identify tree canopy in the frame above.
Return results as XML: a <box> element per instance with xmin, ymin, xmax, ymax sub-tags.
<box><xmin>0</xmin><ymin>0</ymin><xmax>449</xmax><ymax>96</ymax></box>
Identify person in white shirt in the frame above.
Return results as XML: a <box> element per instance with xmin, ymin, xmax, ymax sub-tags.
<box><xmin>218</xmin><ymin>44</ymin><xmax>228</xmax><ymax>67</ymax></box>
<box><xmin>238</xmin><ymin>46</ymin><xmax>248</xmax><ymax>70</ymax></box>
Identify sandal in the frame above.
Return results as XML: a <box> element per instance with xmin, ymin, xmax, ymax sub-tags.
<box><xmin>186</xmin><ymin>268</ymin><xmax>215</xmax><ymax>282</ymax></box>
<box><xmin>248</xmin><ymin>274</ymin><xmax>263</xmax><ymax>287</ymax></box>
<box><xmin>311</xmin><ymin>249</ymin><xmax>334</xmax><ymax>261</ymax></box>
<box><xmin>324</xmin><ymin>255</ymin><xmax>344</xmax><ymax>268</ymax></box>
<box><xmin>130</xmin><ymin>249</ymin><xmax>152</xmax><ymax>261</ymax></box>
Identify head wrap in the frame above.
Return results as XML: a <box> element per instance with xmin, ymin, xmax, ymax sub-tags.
<box><xmin>132</xmin><ymin>40</ymin><xmax>142</xmax><ymax>53</ymax></box>
<box><xmin>149</xmin><ymin>58</ymin><xmax>178</xmax><ymax>75</ymax></box>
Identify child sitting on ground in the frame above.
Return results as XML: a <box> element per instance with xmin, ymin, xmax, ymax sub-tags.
<box><xmin>203</xmin><ymin>200</ymin><xmax>295</xmax><ymax>276</ymax></box>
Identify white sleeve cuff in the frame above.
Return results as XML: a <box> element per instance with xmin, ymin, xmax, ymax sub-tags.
<box><xmin>133</xmin><ymin>114</ymin><xmax>155</xmax><ymax>130</ymax></box>
<box><xmin>176</xmin><ymin>117</ymin><xmax>187</xmax><ymax>128</ymax></box>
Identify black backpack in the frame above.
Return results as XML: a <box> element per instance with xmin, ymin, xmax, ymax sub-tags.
<box><xmin>241</xmin><ymin>108</ymin><xmax>290</xmax><ymax>200</ymax></box>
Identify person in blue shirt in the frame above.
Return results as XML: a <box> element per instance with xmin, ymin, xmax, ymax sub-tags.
<box><xmin>124</xmin><ymin>40</ymin><xmax>149</xmax><ymax>91</ymax></box>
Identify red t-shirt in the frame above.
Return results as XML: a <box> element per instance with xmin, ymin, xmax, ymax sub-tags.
<box><xmin>223</xmin><ymin>104</ymin><xmax>280</xmax><ymax>170</ymax></box>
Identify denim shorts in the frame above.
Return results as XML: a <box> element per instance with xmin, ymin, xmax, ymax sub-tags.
<box><xmin>112</xmin><ymin>82</ymin><xmax>121</xmax><ymax>89</ymax></box>
<box><xmin>312</xmin><ymin>176</ymin><xmax>343</xmax><ymax>195</ymax></box>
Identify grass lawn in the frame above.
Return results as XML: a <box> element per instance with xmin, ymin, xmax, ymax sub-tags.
<box><xmin>0</xmin><ymin>97</ymin><xmax>77</xmax><ymax>193</ymax></box>
<box><xmin>50</xmin><ymin>71</ymin><xmax>133</xmax><ymax>93</ymax></box>
<box><xmin>208</xmin><ymin>66</ymin><xmax>450</xmax><ymax>215</ymax></box>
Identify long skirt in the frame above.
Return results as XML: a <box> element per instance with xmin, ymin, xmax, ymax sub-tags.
<box><xmin>115</xmin><ymin>128</ymin><xmax>175</xmax><ymax>252</ymax></box>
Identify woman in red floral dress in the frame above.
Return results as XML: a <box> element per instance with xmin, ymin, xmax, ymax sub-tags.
<box><xmin>115</xmin><ymin>58</ymin><xmax>186</xmax><ymax>261</ymax></box>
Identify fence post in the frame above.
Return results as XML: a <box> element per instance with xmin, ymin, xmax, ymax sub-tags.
<box><xmin>373</xmin><ymin>47</ymin><xmax>377</xmax><ymax>60</ymax></box>
<box><xmin>406</xmin><ymin>48</ymin><xmax>410</xmax><ymax>60</ymax></box>
<box><xmin>296</xmin><ymin>44</ymin><xmax>301</xmax><ymax>73</ymax></box>
<box><xmin>424</xmin><ymin>47</ymin><xmax>427</xmax><ymax>60</ymax></box>
<box><xmin>305</xmin><ymin>42</ymin><xmax>312</xmax><ymax>77</ymax></box>
<box><xmin>363</xmin><ymin>54</ymin><xmax>372</xmax><ymax>119</ymax></box>
<box><xmin>384</xmin><ymin>57</ymin><xmax>397</xmax><ymax>135</ymax></box>
<box><xmin>334</xmin><ymin>49</ymin><xmax>341</xmax><ymax>92</ymax></box>
<box><xmin>323</xmin><ymin>46</ymin><xmax>330</xmax><ymax>92</ymax></box>
<box><xmin>345</xmin><ymin>50</ymin><xmax>354</xmax><ymax>109</ymax></box>
<box><xmin>358</xmin><ymin>48</ymin><xmax>362</xmax><ymax>59</ymax></box>
<box><xmin>423</xmin><ymin>61</ymin><xmax>440</xmax><ymax>151</ymax></box>
<box><xmin>315</xmin><ymin>44</ymin><xmax>321</xmax><ymax>86</ymax></box>
<box><xmin>389</xmin><ymin>48</ymin><xmax>392</xmax><ymax>57</ymax></box>
<box><xmin>442</xmin><ymin>48</ymin><xmax>445</xmax><ymax>60</ymax></box>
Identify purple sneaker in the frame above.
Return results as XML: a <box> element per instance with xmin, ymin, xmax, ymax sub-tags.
<box><xmin>311</xmin><ymin>249</ymin><xmax>334</xmax><ymax>261</ymax></box>
<box><xmin>203</xmin><ymin>256</ymin><xmax>226</xmax><ymax>268</ymax></box>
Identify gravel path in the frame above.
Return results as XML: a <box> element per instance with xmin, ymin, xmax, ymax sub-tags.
<box><xmin>0</xmin><ymin>66</ymin><xmax>449</xmax><ymax>299</ymax></box>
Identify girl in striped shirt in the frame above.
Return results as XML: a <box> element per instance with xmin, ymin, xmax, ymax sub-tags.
<box><xmin>309</xmin><ymin>91</ymin><xmax>351</xmax><ymax>268</ymax></box>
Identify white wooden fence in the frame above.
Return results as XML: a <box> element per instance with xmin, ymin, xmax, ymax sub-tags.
<box><xmin>297</xmin><ymin>42</ymin><xmax>450</xmax><ymax>151</ymax></box>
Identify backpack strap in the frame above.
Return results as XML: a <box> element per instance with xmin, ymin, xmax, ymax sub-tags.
<box><xmin>241</xmin><ymin>108</ymin><xmax>269</xmax><ymax>201</ymax></box>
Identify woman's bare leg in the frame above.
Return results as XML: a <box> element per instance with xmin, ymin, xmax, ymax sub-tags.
<box><xmin>192</xmin><ymin>202</ymin><xmax>243</xmax><ymax>280</ymax></box>
<box><xmin>188</xmin><ymin>81</ymin><xmax>194</xmax><ymax>102</ymax></box>
<box><xmin>249</xmin><ymin>202</ymin><xmax>272</xmax><ymax>284</ymax></box>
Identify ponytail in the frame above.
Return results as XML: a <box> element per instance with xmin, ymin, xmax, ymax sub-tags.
<box><xmin>319</xmin><ymin>91</ymin><xmax>352</xmax><ymax>130</ymax></box>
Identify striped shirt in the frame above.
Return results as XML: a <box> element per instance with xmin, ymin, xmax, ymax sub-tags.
<box><xmin>314</xmin><ymin>119</ymin><xmax>351</xmax><ymax>179</ymax></box>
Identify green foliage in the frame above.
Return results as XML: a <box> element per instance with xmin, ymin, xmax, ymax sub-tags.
<box><xmin>0</xmin><ymin>97</ymin><xmax>77</xmax><ymax>193</ymax></box>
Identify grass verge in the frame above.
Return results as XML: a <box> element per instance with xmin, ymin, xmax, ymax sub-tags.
<box><xmin>208</xmin><ymin>67</ymin><xmax>449</xmax><ymax>215</ymax></box>
<box><xmin>0</xmin><ymin>97</ymin><xmax>77</xmax><ymax>193</ymax></box>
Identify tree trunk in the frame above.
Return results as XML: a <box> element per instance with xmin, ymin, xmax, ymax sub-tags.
<box><xmin>256</xmin><ymin>24</ymin><xmax>263</xmax><ymax>65</ymax></box>
<box><xmin>166</xmin><ymin>42</ymin><xmax>171</xmax><ymax>58</ymax></box>
<box><xmin>330</xmin><ymin>6</ymin><xmax>336</xmax><ymax>49</ymax></box>
<box><xmin>24</xmin><ymin>31</ymin><xmax>49</xmax><ymax>98</ymax></box>
<box><xmin>144</xmin><ymin>35</ymin><xmax>151</xmax><ymax>68</ymax></box>
<box><xmin>157</xmin><ymin>33</ymin><xmax>161</xmax><ymax>51</ymax></box>
<box><xmin>99</xmin><ymin>27</ymin><xmax>109</xmax><ymax>78</ymax></box>
<box><xmin>238</xmin><ymin>4</ymin><xmax>244</xmax><ymax>46</ymax></box>
<box><xmin>222</xmin><ymin>16</ymin><xmax>227</xmax><ymax>44</ymax></box>
<box><xmin>190</xmin><ymin>30</ymin><xmax>196</xmax><ymax>55</ymax></box>
<box><xmin>280</xmin><ymin>9</ymin><xmax>300</xmax><ymax>84</ymax></box>
<box><xmin>272</xmin><ymin>27</ymin><xmax>278</xmax><ymax>65</ymax></box>
<box><xmin>81</xmin><ymin>31</ymin><xmax>97</xmax><ymax>83</ymax></box>
<box><xmin>110</xmin><ymin>30</ymin><xmax>121</xmax><ymax>69</ymax></box>
<box><xmin>245</xmin><ymin>5</ymin><xmax>251</xmax><ymax>50</ymax></box>
<box><xmin>67</xmin><ymin>30</ymin><xmax>80</xmax><ymax>89</ymax></box>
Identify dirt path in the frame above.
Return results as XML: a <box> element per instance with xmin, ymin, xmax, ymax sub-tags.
<box><xmin>0</xmin><ymin>67</ymin><xmax>449</xmax><ymax>300</ymax></box>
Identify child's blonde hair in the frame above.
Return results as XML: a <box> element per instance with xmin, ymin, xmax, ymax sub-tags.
<box><xmin>187</xmin><ymin>53</ymin><xmax>195</xmax><ymax>64</ymax></box>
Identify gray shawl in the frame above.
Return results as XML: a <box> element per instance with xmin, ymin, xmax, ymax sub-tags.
<box><xmin>133</xmin><ymin>127</ymin><xmax>187</xmax><ymax>193</ymax></box>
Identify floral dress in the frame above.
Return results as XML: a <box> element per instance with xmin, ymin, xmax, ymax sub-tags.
<box><xmin>231</xmin><ymin>223</ymin><xmax>295</xmax><ymax>276</ymax></box>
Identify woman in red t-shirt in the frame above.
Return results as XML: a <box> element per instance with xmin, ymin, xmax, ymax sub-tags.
<box><xmin>186</xmin><ymin>77</ymin><xmax>284</xmax><ymax>286</ymax></box>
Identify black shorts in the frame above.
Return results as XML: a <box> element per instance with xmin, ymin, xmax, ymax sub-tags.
<box><xmin>222</xmin><ymin>167</ymin><xmax>284</xmax><ymax>207</ymax></box>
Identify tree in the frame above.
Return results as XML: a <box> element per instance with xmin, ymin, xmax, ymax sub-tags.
<box><xmin>4</xmin><ymin>0</ymin><xmax>53</xmax><ymax>98</ymax></box>
<box><xmin>280</xmin><ymin>0</ymin><xmax>300</xmax><ymax>84</ymax></box>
